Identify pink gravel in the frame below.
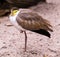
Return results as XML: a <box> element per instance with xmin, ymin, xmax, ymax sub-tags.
<box><xmin>0</xmin><ymin>2</ymin><xmax>60</xmax><ymax>57</ymax></box>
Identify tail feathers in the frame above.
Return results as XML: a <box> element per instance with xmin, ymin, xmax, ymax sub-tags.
<box><xmin>42</xmin><ymin>19</ymin><xmax>53</xmax><ymax>32</ymax></box>
<box><xmin>46</xmin><ymin>26</ymin><xmax>53</xmax><ymax>32</ymax></box>
<box><xmin>43</xmin><ymin>19</ymin><xmax>52</xmax><ymax>27</ymax></box>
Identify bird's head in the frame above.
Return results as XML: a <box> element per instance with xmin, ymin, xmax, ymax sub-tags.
<box><xmin>10</xmin><ymin>10</ymin><xmax>19</xmax><ymax>16</ymax></box>
<box><xmin>10</xmin><ymin>7</ymin><xmax>19</xmax><ymax>16</ymax></box>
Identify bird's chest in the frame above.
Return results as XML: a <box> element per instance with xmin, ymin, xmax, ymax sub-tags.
<box><xmin>9</xmin><ymin>16</ymin><xmax>17</xmax><ymax>25</ymax></box>
<box><xmin>9</xmin><ymin>16</ymin><xmax>22</xmax><ymax>30</ymax></box>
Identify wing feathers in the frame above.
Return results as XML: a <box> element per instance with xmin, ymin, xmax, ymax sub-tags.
<box><xmin>16</xmin><ymin>9</ymin><xmax>53</xmax><ymax>31</ymax></box>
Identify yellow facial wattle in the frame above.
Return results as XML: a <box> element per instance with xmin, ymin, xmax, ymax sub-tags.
<box><xmin>11</xmin><ymin>10</ymin><xmax>18</xmax><ymax>16</ymax></box>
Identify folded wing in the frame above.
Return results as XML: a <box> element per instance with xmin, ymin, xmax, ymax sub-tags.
<box><xmin>16</xmin><ymin>9</ymin><xmax>53</xmax><ymax>32</ymax></box>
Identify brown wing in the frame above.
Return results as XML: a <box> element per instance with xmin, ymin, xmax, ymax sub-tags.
<box><xmin>16</xmin><ymin>9</ymin><xmax>53</xmax><ymax>32</ymax></box>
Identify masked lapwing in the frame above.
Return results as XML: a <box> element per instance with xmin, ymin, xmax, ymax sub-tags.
<box><xmin>9</xmin><ymin>8</ymin><xmax>53</xmax><ymax>52</ymax></box>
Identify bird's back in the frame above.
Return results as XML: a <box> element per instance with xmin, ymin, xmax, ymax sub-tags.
<box><xmin>16</xmin><ymin>9</ymin><xmax>53</xmax><ymax>32</ymax></box>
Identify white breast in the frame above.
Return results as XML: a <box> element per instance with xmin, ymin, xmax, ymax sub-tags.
<box><xmin>9</xmin><ymin>11</ymin><xmax>23</xmax><ymax>30</ymax></box>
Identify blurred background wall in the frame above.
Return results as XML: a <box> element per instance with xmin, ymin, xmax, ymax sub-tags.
<box><xmin>0</xmin><ymin>0</ymin><xmax>46</xmax><ymax>9</ymax></box>
<box><xmin>0</xmin><ymin>0</ymin><xmax>46</xmax><ymax>16</ymax></box>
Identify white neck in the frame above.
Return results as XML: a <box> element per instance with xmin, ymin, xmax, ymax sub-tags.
<box><xmin>9</xmin><ymin>11</ymin><xmax>19</xmax><ymax>24</ymax></box>
<box><xmin>9</xmin><ymin>11</ymin><xmax>19</xmax><ymax>20</ymax></box>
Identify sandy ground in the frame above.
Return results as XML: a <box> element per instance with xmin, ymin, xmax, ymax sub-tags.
<box><xmin>0</xmin><ymin>3</ymin><xmax>60</xmax><ymax>57</ymax></box>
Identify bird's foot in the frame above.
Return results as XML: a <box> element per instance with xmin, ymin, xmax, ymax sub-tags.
<box><xmin>22</xmin><ymin>47</ymin><xmax>27</xmax><ymax>52</ymax></box>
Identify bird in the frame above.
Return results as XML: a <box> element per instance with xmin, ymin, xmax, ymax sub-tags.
<box><xmin>9</xmin><ymin>8</ymin><xmax>53</xmax><ymax>52</ymax></box>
